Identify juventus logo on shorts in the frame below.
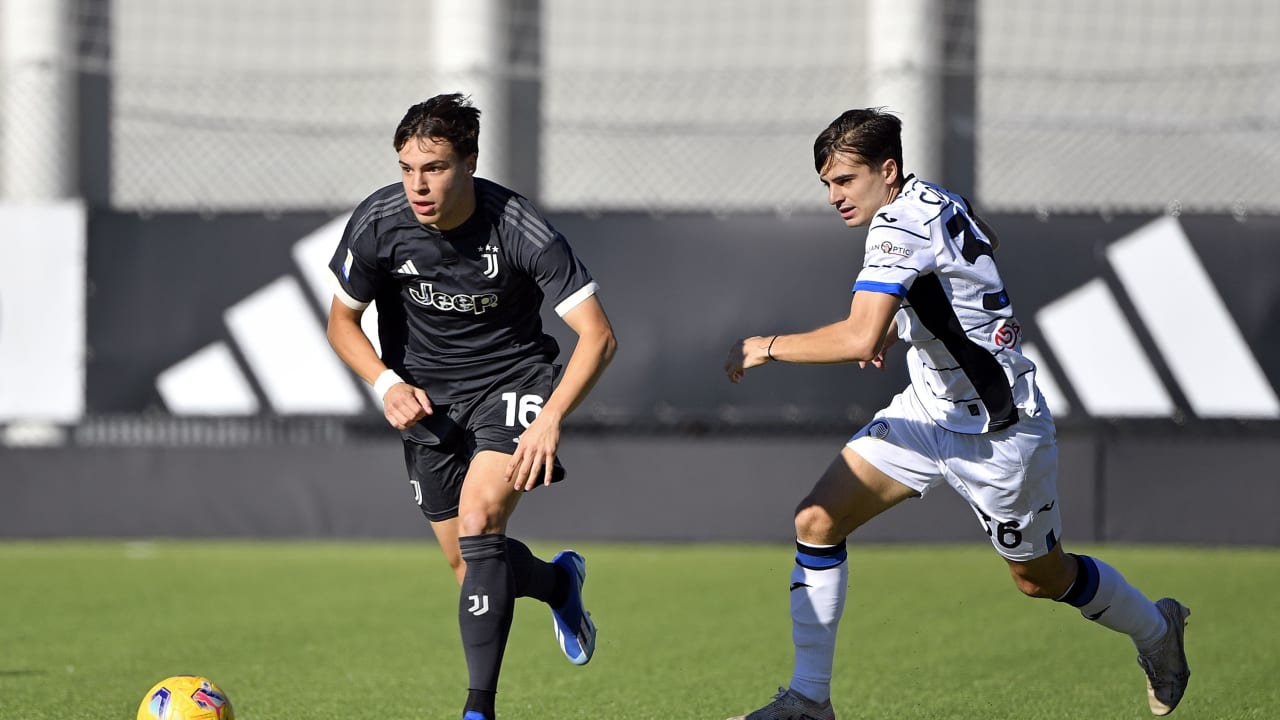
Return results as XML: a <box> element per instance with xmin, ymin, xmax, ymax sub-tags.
<box><xmin>481</xmin><ymin>243</ymin><xmax>500</xmax><ymax>279</ymax></box>
<box><xmin>467</xmin><ymin>594</ymin><xmax>490</xmax><ymax>616</ymax></box>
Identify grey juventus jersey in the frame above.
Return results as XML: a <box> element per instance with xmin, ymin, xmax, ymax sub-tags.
<box><xmin>853</xmin><ymin>176</ymin><xmax>1042</xmax><ymax>434</ymax></box>
<box><xmin>329</xmin><ymin>177</ymin><xmax>598</xmax><ymax>403</ymax></box>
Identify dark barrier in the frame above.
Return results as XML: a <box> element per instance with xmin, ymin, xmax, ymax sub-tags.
<box><xmin>3</xmin><ymin>209</ymin><xmax>1277</xmax><ymax>543</ymax></box>
<box><xmin>84</xmin><ymin>210</ymin><xmax>1280</xmax><ymax>427</ymax></box>
<box><xmin>4</xmin><ymin>425</ymin><xmax>1279</xmax><ymax>545</ymax></box>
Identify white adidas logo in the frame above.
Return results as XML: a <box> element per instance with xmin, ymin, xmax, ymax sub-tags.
<box><xmin>1027</xmin><ymin>216</ymin><xmax>1279</xmax><ymax>418</ymax></box>
<box><xmin>395</xmin><ymin>259</ymin><xmax>419</xmax><ymax>276</ymax></box>
<box><xmin>155</xmin><ymin>215</ymin><xmax>377</xmax><ymax>415</ymax></box>
<box><xmin>154</xmin><ymin>215</ymin><xmax>1279</xmax><ymax>420</ymax></box>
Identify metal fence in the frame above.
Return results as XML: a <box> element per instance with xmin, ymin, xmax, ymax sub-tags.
<box><xmin>2</xmin><ymin>0</ymin><xmax>1275</xmax><ymax>214</ymax></box>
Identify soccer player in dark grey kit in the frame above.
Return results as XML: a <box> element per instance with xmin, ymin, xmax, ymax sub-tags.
<box><xmin>326</xmin><ymin>93</ymin><xmax>616</xmax><ymax>720</ymax></box>
<box><xmin>723</xmin><ymin>108</ymin><xmax>1190</xmax><ymax>719</ymax></box>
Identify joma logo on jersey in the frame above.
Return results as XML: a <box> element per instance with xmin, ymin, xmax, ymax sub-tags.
<box><xmin>878</xmin><ymin>241</ymin><xmax>912</xmax><ymax>258</ymax></box>
<box><xmin>409</xmin><ymin>282</ymin><xmax>498</xmax><ymax>314</ymax></box>
<box><xmin>481</xmin><ymin>243</ymin><xmax>500</xmax><ymax>279</ymax></box>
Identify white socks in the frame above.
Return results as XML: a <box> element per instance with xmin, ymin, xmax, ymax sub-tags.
<box><xmin>1058</xmin><ymin>553</ymin><xmax>1167</xmax><ymax>651</ymax></box>
<box><xmin>785</xmin><ymin>547</ymin><xmax>1170</xmax><ymax>709</ymax></box>
<box><xmin>788</xmin><ymin>540</ymin><xmax>849</xmax><ymax>704</ymax></box>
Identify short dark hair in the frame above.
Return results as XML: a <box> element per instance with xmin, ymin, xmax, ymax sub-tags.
<box><xmin>813</xmin><ymin>108</ymin><xmax>903</xmax><ymax>175</ymax></box>
<box><xmin>393</xmin><ymin>93</ymin><xmax>481</xmax><ymax>157</ymax></box>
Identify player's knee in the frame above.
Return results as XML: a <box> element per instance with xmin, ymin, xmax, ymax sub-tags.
<box><xmin>1008</xmin><ymin>548</ymin><xmax>1075</xmax><ymax>599</ymax></box>
<box><xmin>1011</xmin><ymin>574</ymin><xmax>1050</xmax><ymax>598</ymax></box>
<box><xmin>793</xmin><ymin>502</ymin><xmax>841</xmax><ymax>544</ymax></box>
<box><xmin>1008</xmin><ymin>567</ymin><xmax>1059</xmax><ymax>599</ymax></box>
<box><xmin>456</xmin><ymin>507</ymin><xmax>505</xmax><ymax>537</ymax></box>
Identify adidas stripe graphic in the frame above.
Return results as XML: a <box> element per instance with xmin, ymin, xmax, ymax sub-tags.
<box><xmin>1036</xmin><ymin>217</ymin><xmax>1278</xmax><ymax>419</ymax></box>
<box><xmin>157</xmin><ymin>215</ymin><xmax>373</xmax><ymax>414</ymax></box>
<box><xmin>154</xmin><ymin>215</ymin><xmax>1278</xmax><ymax>420</ymax></box>
<box><xmin>1107</xmin><ymin>217</ymin><xmax>1279</xmax><ymax>417</ymax></box>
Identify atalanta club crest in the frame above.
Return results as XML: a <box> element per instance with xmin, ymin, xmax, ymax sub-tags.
<box><xmin>868</xmin><ymin>419</ymin><xmax>890</xmax><ymax>440</ymax></box>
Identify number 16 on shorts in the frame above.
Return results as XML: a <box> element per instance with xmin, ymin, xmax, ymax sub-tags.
<box><xmin>501</xmin><ymin>392</ymin><xmax>544</xmax><ymax>428</ymax></box>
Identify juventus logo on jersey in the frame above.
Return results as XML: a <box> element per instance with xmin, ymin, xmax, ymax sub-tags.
<box><xmin>481</xmin><ymin>243</ymin><xmax>499</xmax><ymax>279</ymax></box>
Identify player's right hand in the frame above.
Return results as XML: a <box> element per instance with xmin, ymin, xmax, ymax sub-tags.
<box><xmin>858</xmin><ymin>350</ymin><xmax>887</xmax><ymax>370</ymax></box>
<box><xmin>858</xmin><ymin>323</ymin><xmax>898</xmax><ymax>369</ymax></box>
<box><xmin>383</xmin><ymin>383</ymin><xmax>433</xmax><ymax>430</ymax></box>
<box><xmin>724</xmin><ymin>335</ymin><xmax>771</xmax><ymax>384</ymax></box>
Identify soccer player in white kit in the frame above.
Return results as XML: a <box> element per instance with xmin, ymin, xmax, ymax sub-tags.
<box><xmin>723</xmin><ymin>108</ymin><xmax>1191</xmax><ymax>719</ymax></box>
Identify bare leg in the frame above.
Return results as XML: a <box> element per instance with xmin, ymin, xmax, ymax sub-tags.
<box><xmin>794</xmin><ymin>446</ymin><xmax>919</xmax><ymax>543</ymax></box>
<box><xmin>786</xmin><ymin>447</ymin><xmax>917</xmax><ymax>705</ymax></box>
<box><xmin>429</xmin><ymin>516</ymin><xmax>464</xmax><ymax>585</ymax></box>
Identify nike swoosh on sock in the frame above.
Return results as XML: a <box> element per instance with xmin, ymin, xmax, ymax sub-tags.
<box><xmin>1085</xmin><ymin>605</ymin><xmax>1112</xmax><ymax>620</ymax></box>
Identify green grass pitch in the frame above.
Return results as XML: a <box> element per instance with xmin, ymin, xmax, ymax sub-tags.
<box><xmin>0</xmin><ymin>541</ymin><xmax>1276</xmax><ymax>719</ymax></box>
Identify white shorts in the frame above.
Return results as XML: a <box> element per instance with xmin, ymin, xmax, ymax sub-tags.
<box><xmin>846</xmin><ymin>388</ymin><xmax>1061</xmax><ymax>561</ymax></box>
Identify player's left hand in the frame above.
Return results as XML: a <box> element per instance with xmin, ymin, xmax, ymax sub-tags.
<box><xmin>506</xmin><ymin>411</ymin><xmax>563</xmax><ymax>492</ymax></box>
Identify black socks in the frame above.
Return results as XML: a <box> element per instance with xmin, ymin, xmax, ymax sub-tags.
<box><xmin>457</xmin><ymin>533</ymin><xmax>572</xmax><ymax>719</ymax></box>
<box><xmin>458</xmin><ymin>534</ymin><xmax>515</xmax><ymax>718</ymax></box>
<box><xmin>505</xmin><ymin>536</ymin><xmax>567</xmax><ymax>605</ymax></box>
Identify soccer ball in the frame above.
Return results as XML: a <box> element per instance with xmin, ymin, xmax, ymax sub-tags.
<box><xmin>136</xmin><ymin>675</ymin><xmax>234</xmax><ymax>720</ymax></box>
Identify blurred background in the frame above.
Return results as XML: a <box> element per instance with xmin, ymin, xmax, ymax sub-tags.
<box><xmin>2</xmin><ymin>0</ymin><xmax>1278</xmax><ymax>545</ymax></box>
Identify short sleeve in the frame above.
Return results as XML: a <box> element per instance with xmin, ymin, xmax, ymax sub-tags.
<box><xmin>328</xmin><ymin>212</ymin><xmax>382</xmax><ymax>310</ymax></box>
<box><xmin>852</xmin><ymin>216</ymin><xmax>937</xmax><ymax>297</ymax></box>
<box><xmin>503</xmin><ymin>197</ymin><xmax>598</xmax><ymax>316</ymax></box>
<box><xmin>529</xmin><ymin>231</ymin><xmax>598</xmax><ymax>317</ymax></box>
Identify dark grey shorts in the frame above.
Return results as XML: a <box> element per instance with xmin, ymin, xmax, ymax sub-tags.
<box><xmin>401</xmin><ymin>362</ymin><xmax>566</xmax><ymax>522</ymax></box>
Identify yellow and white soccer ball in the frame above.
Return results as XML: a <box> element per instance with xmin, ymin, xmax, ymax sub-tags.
<box><xmin>137</xmin><ymin>675</ymin><xmax>234</xmax><ymax>720</ymax></box>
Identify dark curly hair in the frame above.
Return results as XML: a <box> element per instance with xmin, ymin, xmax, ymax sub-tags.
<box><xmin>393</xmin><ymin>93</ymin><xmax>481</xmax><ymax>158</ymax></box>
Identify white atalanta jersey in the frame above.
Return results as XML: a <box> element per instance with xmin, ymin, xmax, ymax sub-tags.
<box><xmin>853</xmin><ymin>176</ymin><xmax>1042</xmax><ymax>434</ymax></box>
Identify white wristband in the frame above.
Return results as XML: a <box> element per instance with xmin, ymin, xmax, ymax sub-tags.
<box><xmin>373</xmin><ymin>369</ymin><xmax>404</xmax><ymax>399</ymax></box>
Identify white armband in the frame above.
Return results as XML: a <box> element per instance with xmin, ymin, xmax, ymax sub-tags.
<box><xmin>373</xmin><ymin>369</ymin><xmax>405</xmax><ymax>399</ymax></box>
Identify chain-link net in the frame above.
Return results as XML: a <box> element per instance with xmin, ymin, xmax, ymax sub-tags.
<box><xmin>540</xmin><ymin>1</ymin><xmax>882</xmax><ymax>214</ymax></box>
<box><xmin>2</xmin><ymin>1</ymin><xmax>1276</xmax><ymax>214</ymax></box>
<box><xmin>107</xmin><ymin>0</ymin><xmax>480</xmax><ymax>212</ymax></box>
<box><xmin>979</xmin><ymin>0</ymin><xmax>1280</xmax><ymax>215</ymax></box>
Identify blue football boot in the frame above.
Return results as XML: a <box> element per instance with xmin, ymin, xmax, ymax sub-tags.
<box><xmin>550</xmin><ymin>549</ymin><xmax>596</xmax><ymax>665</ymax></box>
